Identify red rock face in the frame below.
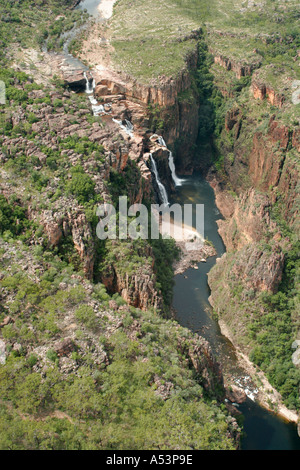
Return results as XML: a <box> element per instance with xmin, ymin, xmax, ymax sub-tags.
<box><xmin>100</xmin><ymin>244</ymin><xmax>163</xmax><ymax>312</ymax></box>
<box><xmin>292</xmin><ymin>127</ymin><xmax>300</xmax><ymax>152</ymax></box>
<box><xmin>248</xmin><ymin>132</ymin><xmax>285</xmax><ymax>191</ymax></box>
<box><xmin>35</xmin><ymin>209</ymin><xmax>96</xmax><ymax>280</ymax></box>
<box><xmin>213</xmin><ymin>54</ymin><xmax>261</xmax><ymax>79</ymax></box>
<box><xmin>268</xmin><ymin>118</ymin><xmax>290</xmax><ymax>150</ymax></box>
<box><xmin>251</xmin><ymin>80</ymin><xmax>285</xmax><ymax>108</ymax></box>
<box><xmin>92</xmin><ymin>46</ymin><xmax>201</xmax><ymax>174</ymax></box>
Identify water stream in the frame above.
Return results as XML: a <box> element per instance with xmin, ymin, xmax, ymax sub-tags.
<box><xmin>170</xmin><ymin>174</ymin><xmax>300</xmax><ymax>450</ymax></box>
<box><xmin>66</xmin><ymin>0</ymin><xmax>299</xmax><ymax>450</ymax></box>
<box><xmin>150</xmin><ymin>154</ymin><xmax>169</xmax><ymax>207</ymax></box>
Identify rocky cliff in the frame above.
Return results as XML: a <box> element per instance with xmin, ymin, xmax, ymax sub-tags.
<box><xmin>205</xmin><ymin>35</ymin><xmax>300</xmax><ymax>422</ymax></box>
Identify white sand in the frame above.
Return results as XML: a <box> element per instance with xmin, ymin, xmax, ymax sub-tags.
<box><xmin>98</xmin><ymin>0</ymin><xmax>117</xmax><ymax>19</ymax></box>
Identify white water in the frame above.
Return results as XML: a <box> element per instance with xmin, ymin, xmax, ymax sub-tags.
<box><xmin>83</xmin><ymin>72</ymin><xmax>93</xmax><ymax>93</ymax></box>
<box><xmin>150</xmin><ymin>134</ymin><xmax>184</xmax><ymax>187</ymax></box>
<box><xmin>168</xmin><ymin>151</ymin><xmax>184</xmax><ymax>187</ymax></box>
<box><xmin>125</xmin><ymin>119</ymin><xmax>134</xmax><ymax>134</ymax></box>
<box><xmin>150</xmin><ymin>153</ymin><xmax>169</xmax><ymax>206</ymax></box>
<box><xmin>112</xmin><ymin>118</ymin><xmax>134</xmax><ymax>138</ymax></box>
<box><xmin>83</xmin><ymin>72</ymin><xmax>111</xmax><ymax>116</ymax></box>
<box><xmin>158</xmin><ymin>136</ymin><xmax>166</xmax><ymax>147</ymax></box>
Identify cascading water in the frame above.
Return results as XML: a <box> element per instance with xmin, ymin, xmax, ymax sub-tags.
<box><xmin>157</xmin><ymin>136</ymin><xmax>167</xmax><ymax>147</ymax></box>
<box><xmin>83</xmin><ymin>72</ymin><xmax>93</xmax><ymax>93</ymax></box>
<box><xmin>83</xmin><ymin>72</ymin><xmax>109</xmax><ymax>116</ymax></box>
<box><xmin>168</xmin><ymin>151</ymin><xmax>184</xmax><ymax>187</ymax></box>
<box><xmin>55</xmin><ymin>0</ymin><xmax>300</xmax><ymax>450</ymax></box>
<box><xmin>112</xmin><ymin>118</ymin><xmax>134</xmax><ymax>138</ymax></box>
<box><xmin>150</xmin><ymin>153</ymin><xmax>169</xmax><ymax>206</ymax></box>
<box><xmin>151</xmin><ymin>134</ymin><xmax>184</xmax><ymax>187</ymax></box>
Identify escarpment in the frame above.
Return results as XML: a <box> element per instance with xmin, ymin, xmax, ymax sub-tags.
<box><xmin>212</xmin><ymin>52</ymin><xmax>262</xmax><ymax>80</ymax></box>
<box><xmin>213</xmin><ymin>99</ymin><xmax>299</xmax><ymax>228</ymax></box>
<box><xmin>99</xmin><ymin>240</ymin><xmax>163</xmax><ymax>312</ymax></box>
<box><xmin>89</xmin><ymin>43</ymin><xmax>201</xmax><ymax>175</ymax></box>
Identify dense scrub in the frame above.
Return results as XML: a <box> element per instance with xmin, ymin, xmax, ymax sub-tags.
<box><xmin>0</xmin><ymin>244</ymin><xmax>237</xmax><ymax>450</ymax></box>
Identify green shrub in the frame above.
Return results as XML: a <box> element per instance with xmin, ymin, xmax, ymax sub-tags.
<box><xmin>46</xmin><ymin>349</ymin><xmax>58</xmax><ymax>363</ymax></box>
<box><xmin>67</xmin><ymin>166</ymin><xmax>96</xmax><ymax>205</ymax></box>
<box><xmin>0</xmin><ymin>195</ymin><xmax>31</xmax><ymax>238</ymax></box>
<box><xmin>74</xmin><ymin>305</ymin><xmax>98</xmax><ymax>330</ymax></box>
<box><xmin>27</xmin><ymin>354</ymin><xmax>38</xmax><ymax>367</ymax></box>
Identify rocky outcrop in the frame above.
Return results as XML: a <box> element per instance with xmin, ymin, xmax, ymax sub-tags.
<box><xmin>54</xmin><ymin>338</ymin><xmax>76</xmax><ymax>357</ymax></box>
<box><xmin>251</xmin><ymin>79</ymin><xmax>285</xmax><ymax>108</ymax></box>
<box><xmin>34</xmin><ymin>207</ymin><xmax>95</xmax><ymax>280</ymax></box>
<box><xmin>63</xmin><ymin>70</ymin><xmax>93</xmax><ymax>91</ymax></box>
<box><xmin>92</xmin><ymin>46</ymin><xmax>201</xmax><ymax>172</ymax></box>
<box><xmin>100</xmin><ymin>242</ymin><xmax>162</xmax><ymax>311</ymax></box>
<box><xmin>226</xmin><ymin>385</ymin><xmax>247</xmax><ymax>405</ymax></box>
<box><xmin>213</xmin><ymin>53</ymin><xmax>261</xmax><ymax>79</ymax></box>
<box><xmin>187</xmin><ymin>336</ymin><xmax>224</xmax><ymax>396</ymax></box>
<box><xmin>93</xmin><ymin>46</ymin><xmax>199</xmax><ymax>108</ymax></box>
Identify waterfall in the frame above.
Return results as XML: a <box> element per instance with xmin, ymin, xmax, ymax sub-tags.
<box><xmin>151</xmin><ymin>134</ymin><xmax>184</xmax><ymax>187</ymax></box>
<box><xmin>83</xmin><ymin>71</ymin><xmax>93</xmax><ymax>94</ymax></box>
<box><xmin>83</xmin><ymin>72</ymin><xmax>111</xmax><ymax>116</ymax></box>
<box><xmin>168</xmin><ymin>151</ymin><xmax>184</xmax><ymax>187</ymax></box>
<box><xmin>150</xmin><ymin>153</ymin><xmax>169</xmax><ymax>206</ymax></box>
<box><xmin>88</xmin><ymin>92</ymin><xmax>105</xmax><ymax>116</ymax></box>
<box><xmin>112</xmin><ymin>118</ymin><xmax>134</xmax><ymax>138</ymax></box>
<box><xmin>157</xmin><ymin>136</ymin><xmax>166</xmax><ymax>147</ymax></box>
<box><xmin>125</xmin><ymin>119</ymin><xmax>134</xmax><ymax>134</ymax></box>
<box><xmin>91</xmin><ymin>101</ymin><xmax>105</xmax><ymax>116</ymax></box>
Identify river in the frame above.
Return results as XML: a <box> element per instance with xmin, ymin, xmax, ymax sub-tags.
<box><xmin>170</xmin><ymin>174</ymin><xmax>300</xmax><ymax>450</ymax></box>
<box><xmin>73</xmin><ymin>0</ymin><xmax>300</xmax><ymax>451</ymax></box>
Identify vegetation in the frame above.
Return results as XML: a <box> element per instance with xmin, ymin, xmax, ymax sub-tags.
<box><xmin>1</xmin><ymin>0</ymin><xmax>299</xmax><ymax>451</ymax></box>
<box><xmin>0</xmin><ymin>46</ymin><xmax>237</xmax><ymax>451</ymax></box>
<box><xmin>0</xmin><ymin>248</ymin><xmax>237</xmax><ymax>450</ymax></box>
<box><xmin>249</xmin><ymin>242</ymin><xmax>300</xmax><ymax>410</ymax></box>
<box><xmin>0</xmin><ymin>195</ymin><xmax>32</xmax><ymax>240</ymax></box>
<box><xmin>151</xmin><ymin>237</ymin><xmax>180</xmax><ymax>307</ymax></box>
<box><xmin>0</xmin><ymin>0</ymin><xmax>89</xmax><ymax>61</ymax></box>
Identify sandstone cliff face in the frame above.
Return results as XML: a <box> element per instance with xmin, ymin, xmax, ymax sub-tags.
<box><xmin>216</xmin><ymin>189</ymin><xmax>277</xmax><ymax>251</ymax></box>
<box><xmin>186</xmin><ymin>335</ymin><xmax>224</xmax><ymax>397</ymax></box>
<box><xmin>207</xmin><ymin>241</ymin><xmax>285</xmax><ymax>354</ymax></box>
<box><xmin>219</xmin><ymin>102</ymin><xmax>299</xmax><ymax>228</ymax></box>
<box><xmin>247</xmin><ymin>119</ymin><xmax>298</xmax><ymax>227</ymax></box>
<box><xmin>213</xmin><ymin>53</ymin><xmax>261</xmax><ymax>79</ymax></box>
<box><xmin>100</xmin><ymin>241</ymin><xmax>162</xmax><ymax>312</ymax></box>
<box><xmin>251</xmin><ymin>80</ymin><xmax>285</xmax><ymax>108</ymax></box>
<box><xmin>92</xmin><ymin>46</ymin><xmax>201</xmax><ymax>174</ymax></box>
<box><xmin>29</xmin><ymin>205</ymin><xmax>95</xmax><ymax>280</ymax></box>
<box><xmin>210</xmin><ymin>244</ymin><xmax>285</xmax><ymax>296</ymax></box>
<box><xmin>209</xmin><ymin>187</ymin><xmax>285</xmax><ymax>298</ymax></box>
<box><xmin>101</xmin><ymin>264</ymin><xmax>162</xmax><ymax>312</ymax></box>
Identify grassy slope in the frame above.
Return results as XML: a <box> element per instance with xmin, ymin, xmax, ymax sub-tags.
<box><xmin>110</xmin><ymin>0</ymin><xmax>299</xmax><ymax>82</ymax></box>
